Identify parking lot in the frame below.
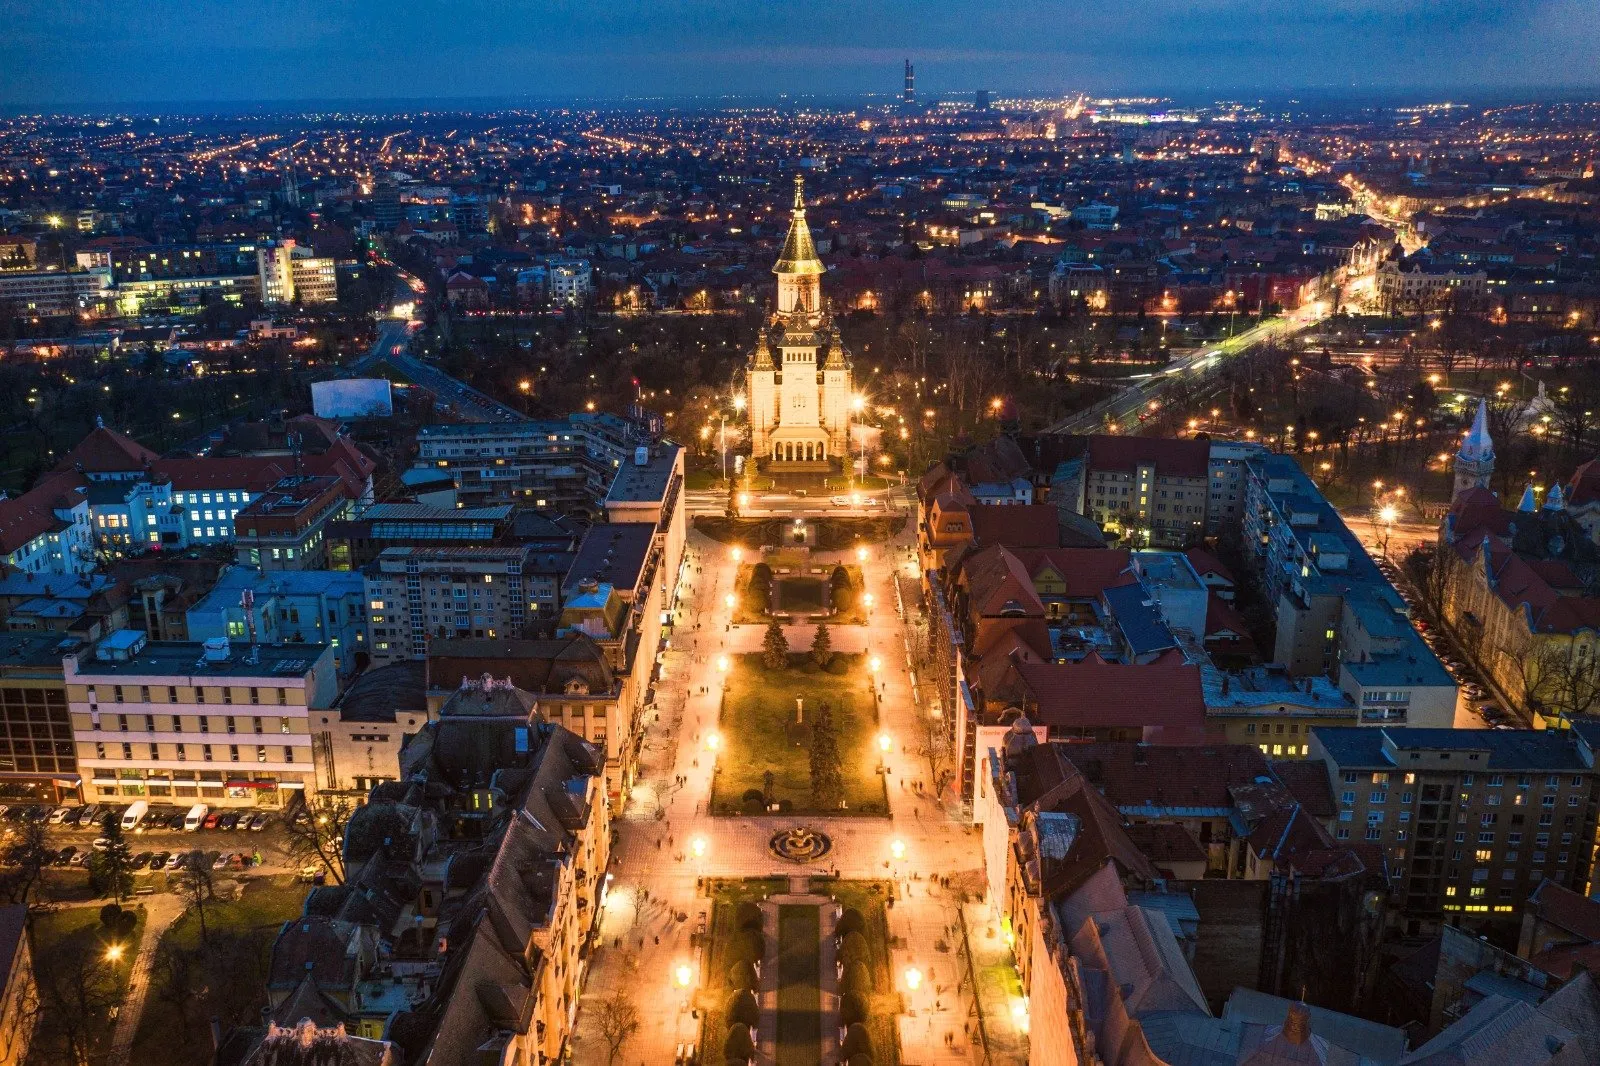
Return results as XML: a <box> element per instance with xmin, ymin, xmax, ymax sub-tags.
<box><xmin>0</xmin><ymin>801</ymin><xmax>301</xmax><ymax>881</ymax></box>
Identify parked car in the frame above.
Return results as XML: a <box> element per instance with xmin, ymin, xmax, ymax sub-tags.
<box><xmin>2</xmin><ymin>808</ymin><xmax>24</xmax><ymax>823</ymax></box>
<box><xmin>131</xmin><ymin>851</ymin><xmax>153</xmax><ymax>870</ymax></box>
<box><xmin>71</xmin><ymin>851</ymin><xmax>90</xmax><ymax>867</ymax></box>
<box><xmin>227</xmin><ymin>853</ymin><xmax>246</xmax><ymax>870</ymax></box>
<box><xmin>55</xmin><ymin>846</ymin><xmax>77</xmax><ymax>866</ymax></box>
<box><xmin>164</xmin><ymin>853</ymin><xmax>186</xmax><ymax>871</ymax></box>
<box><xmin>92</xmin><ymin>837</ymin><xmax>110</xmax><ymax>851</ymax></box>
<box><xmin>77</xmin><ymin>805</ymin><xmax>102</xmax><ymax>829</ymax></box>
<box><xmin>217</xmin><ymin>813</ymin><xmax>240</xmax><ymax>831</ymax></box>
<box><xmin>149</xmin><ymin>851</ymin><xmax>170</xmax><ymax>870</ymax></box>
<box><xmin>47</xmin><ymin>807</ymin><xmax>73</xmax><ymax>826</ymax></box>
<box><xmin>248</xmin><ymin>813</ymin><xmax>270</xmax><ymax>832</ymax></box>
<box><xmin>203</xmin><ymin>813</ymin><xmax>222</xmax><ymax>830</ymax></box>
<box><xmin>211</xmin><ymin>853</ymin><xmax>230</xmax><ymax>870</ymax></box>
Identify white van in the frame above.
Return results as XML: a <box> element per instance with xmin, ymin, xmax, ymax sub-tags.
<box><xmin>120</xmin><ymin>800</ymin><xmax>149</xmax><ymax>832</ymax></box>
<box><xmin>183</xmin><ymin>803</ymin><xmax>208</xmax><ymax>832</ymax></box>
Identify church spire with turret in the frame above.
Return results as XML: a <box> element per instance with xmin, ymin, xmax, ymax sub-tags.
<box><xmin>1454</xmin><ymin>398</ymin><xmax>1495</xmax><ymax>500</ymax></box>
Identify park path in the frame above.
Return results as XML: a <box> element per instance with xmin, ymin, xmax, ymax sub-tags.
<box><xmin>106</xmin><ymin>892</ymin><xmax>185</xmax><ymax>1066</ymax></box>
<box><xmin>571</xmin><ymin>525</ymin><xmax>1028</xmax><ymax>1065</ymax></box>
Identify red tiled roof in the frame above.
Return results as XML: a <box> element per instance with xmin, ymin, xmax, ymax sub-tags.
<box><xmin>1567</xmin><ymin>460</ymin><xmax>1600</xmax><ymax>508</ymax></box>
<box><xmin>1012</xmin><ymin>547</ymin><xmax>1133</xmax><ymax>599</ymax></box>
<box><xmin>1123</xmin><ymin>822</ymin><xmax>1206</xmax><ymax>866</ymax></box>
<box><xmin>53</xmin><ymin>427</ymin><xmax>159</xmax><ymax>475</ymax></box>
<box><xmin>969</xmin><ymin>504</ymin><xmax>1058</xmax><ymax>550</ymax></box>
<box><xmin>1015</xmin><ymin>660</ymin><xmax>1207</xmax><ymax>734</ymax></box>
<box><xmin>0</xmin><ymin>472</ymin><xmax>85</xmax><ymax>554</ymax></box>
<box><xmin>1084</xmin><ymin>435</ymin><xmax>1210</xmax><ymax>480</ymax></box>
<box><xmin>1268</xmin><ymin>759</ymin><xmax>1337</xmax><ymax>819</ymax></box>
<box><xmin>151</xmin><ymin>456</ymin><xmax>291</xmax><ymax>493</ymax></box>
<box><xmin>959</xmin><ymin>544</ymin><xmax>1045</xmax><ymax>617</ymax></box>
<box><xmin>1527</xmin><ymin>878</ymin><xmax>1600</xmax><ymax>943</ymax></box>
<box><xmin>1184</xmin><ymin>547</ymin><xmax>1234</xmax><ymax>585</ymax></box>
<box><xmin>1204</xmin><ymin>593</ymin><xmax>1251</xmax><ymax>639</ymax></box>
<box><xmin>1059</xmin><ymin>740</ymin><xmax>1271</xmax><ymax>810</ymax></box>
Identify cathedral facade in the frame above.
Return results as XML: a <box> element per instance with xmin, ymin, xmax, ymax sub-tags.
<box><xmin>746</xmin><ymin>178</ymin><xmax>852</xmax><ymax>469</ymax></box>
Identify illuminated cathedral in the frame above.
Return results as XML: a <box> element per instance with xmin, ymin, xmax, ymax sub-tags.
<box><xmin>745</xmin><ymin>177</ymin><xmax>853</xmax><ymax>469</ymax></box>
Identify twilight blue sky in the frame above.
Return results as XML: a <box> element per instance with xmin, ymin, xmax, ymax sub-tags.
<box><xmin>2</xmin><ymin>0</ymin><xmax>1597</xmax><ymax>107</ymax></box>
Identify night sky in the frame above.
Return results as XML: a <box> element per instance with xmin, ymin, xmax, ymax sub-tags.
<box><xmin>3</xmin><ymin>0</ymin><xmax>1597</xmax><ymax>108</ymax></box>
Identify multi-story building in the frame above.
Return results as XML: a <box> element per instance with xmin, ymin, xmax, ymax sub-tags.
<box><xmin>325</xmin><ymin>502</ymin><xmax>515</xmax><ymax>571</ymax></box>
<box><xmin>1241</xmin><ymin>452</ymin><xmax>1456</xmax><ymax>725</ymax></box>
<box><xmin>1375</xmin><ymin>253</ymin><xmax>1487</xmax><ymax>313</ymax></box>
<box><xmin>1048</xmin><ymin>435</ymin><xmax>1266</xmax><ymax>546</ymax></box>
<box><xmin>548</xmin><ymin>258</ymin><xmax>593</xmax><ymax>305</ymax></box>
<box><xmin>0</xmin><ymin>474</ymin><xmax>94</xmax><ymax>575</ymax></box>
<box><xmin>0</xmin><ymin>632</ymin><xmax>75</xmax><ymax>804</ymax></box>
<box><xmin>0</xmin><ymin>905</ymin><xmax>35</xmax><ymax>1066</ymax></box>
<box><xmin>364</xmin><ymin>546</ymin><xmax>550</xmax><ymax>664</ymax></box>
<box><xmin>185</xmin><ymin>566</ymin><xmax>366</xmax><ymax>680</ymax></box>
<box><xmin>412</xmin><ymin>412</ymin><xmax>648</xmax><ymax>510</ymax></box>
<box><xmin>0</xmin><ymin>268</ymin><xmax>111</xmax><ymax>316</ymax></box>
<box><xmin>65</xmin><ymin>630</ymin><xmax>335</xmax><ymax>807</ymax></box>
<box><xmin>232</xmin><ymin>475</ymin><xmax>358</xmax><ymax>570</ymax></box>
<box><xmin>256</xmin><ymin>239</ymin><xmax>337</xmax><ymax>306</ymax></box>
<box><xmin>1310</xmin><ymin>725</ymin><xmax>1600</xmax><ymax>934</ymax></box>
<box><xmin>310</xmin><ymin>660</ymin><xmax>428</xmax><ymax>796</ymax></box>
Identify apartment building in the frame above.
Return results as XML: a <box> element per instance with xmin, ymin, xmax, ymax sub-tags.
<box><xmin>412</xmin><ymin>412</ymin><xmax>647</xmax><ymax>510</ymax></box>
<box><xmin>364</xmin><ymin>546</ymin><xmax>549</xmax><ymax>664</ymax></box>
<box><xmin>1048</xmin><ymin>435</ymin><xmax>1266</xmax><ymax>546</ymax></box>
<box><xmin>256</xmin><ymin>239</ymin><xmax>337</xmax><ymax>305</ymax></box>
<box><xmin>1241</xmin><ymin>452</ymin><xmax>1456</xmax><ymax>726</ymax></box>
<box><xmin>232</xmin><ymin>475</ymin><xmax>358</xmax><ymax>570</ymax></box>
<box><xmin>65</xmin><ymin>630</ymin><xmax>336</xmax><ymax>807</ymax></box>
<box><xmin>0</xmin><ymin>269</ymin><xmax>111</xmax><ymax>316</ymax></box>
<box><xmin>325</xmin><ymin>502</ymin><xmax>515</xmax><ymax>571</ymax></box>
<box><xmin>0</xmin><ymin>474</ymin><xmax>94</xmax><ymax>575</ymax></box>
<box><xmin>1310</xmin><ymin>726</ymin><xmax>1600</xmax><ymax>934</ymax></box>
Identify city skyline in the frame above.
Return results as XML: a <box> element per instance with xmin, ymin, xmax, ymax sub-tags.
<box><xmin>4</xmin><ymin>0</ymin><xmax>1599</xmax><ymax>107</ymax></box>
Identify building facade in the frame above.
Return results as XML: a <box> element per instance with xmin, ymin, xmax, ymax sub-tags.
<box><xmin>65</xmin><ymin>631</ymin><xmax>335</xmax><ymax>807</ymax></box>
<box><xmin>364</xmin><ymin>547</ymin><xmax>542</xmax><ymax>664</ymax></box>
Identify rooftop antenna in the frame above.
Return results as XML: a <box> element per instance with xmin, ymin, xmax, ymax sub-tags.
<box><xmin>241</xmin><ymin>588</ymin><xmax>260</xmax><ymax>664</ymax></box>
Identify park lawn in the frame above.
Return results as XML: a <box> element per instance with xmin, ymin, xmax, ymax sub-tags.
<box><xmin>827</xmin><ymin>880</ymin><xmax>903</xmax><ymax>1066</ymax></box>
<box><xmin>130</xmin><ymin>874</ymin><xmax>309</xmax><ymax>1066</ymax></box>
<box><xmin>713</xmin><ymin>652</ymin><xmax>887</xmax><ymax>816</ymax></box>
<box><xmin>776</xmin><ymin>904</ymin><xmax>821</xmax><ymax>1066</ymax></box>
<box><xmin>698</xmin><ymin>879</ymin><xmax>785</xmax><ymax>1066</ymax></box>
<box><xmin>27</xmin><ymin>904</ymin><xmax>147</xmax><ymax>1066</ymax></box>
<box><xmin>774</xmin><ymin>576</ymin><xmax>825</xmax><ymax>614</ymax></box>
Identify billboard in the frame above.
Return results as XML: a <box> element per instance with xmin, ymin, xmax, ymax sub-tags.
<box><xmin>312</xmin><ymin>378</ymin><xmax>393</xmax><ymax>419</ymax></box>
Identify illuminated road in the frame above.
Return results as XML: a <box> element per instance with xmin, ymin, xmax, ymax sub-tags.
<box><xmin>1044</xmin><ymin>304</ymin><xmax>1328</xmax><ymax>436</ymax></box>
<box><xmin>352</xmin><ymin>317</ymin><xmax>527</xmax><ymax>424</ymax></box>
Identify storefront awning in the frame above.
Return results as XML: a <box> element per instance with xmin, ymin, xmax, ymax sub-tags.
<box><xmin>225</xmin><ymin>780</ymin><xmax>279</xmax><ymax>789</ymax></box>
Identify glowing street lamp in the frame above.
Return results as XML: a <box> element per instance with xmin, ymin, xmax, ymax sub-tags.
<box><xmin>675</xmin><ymin>963</ymin><xmax>693</xmax><ymax>988</ymax></box>
<box><xmin>904</xmin><ymin>966</ymin><xmax>923</xmax><ymax>991</ymax></box>
<box><xmin>725</xmin><ymin>593</ymin><xmax>735</xmax><ymax>609</ymax></box>
<box><xmin>706</xmin><ymin>732</ymin><xmax>722</xmax><ymax>752</ymax></box>
<box><xmin>104</xmin><ymin>943</ymin><xmax>125</xmax><ymax>963</ymax></box>
<box><xmin>877</xmin><ymin>733</ymin><xmax>892</xmax><ymax>754</ymax></box>
<box><xmin>690</xmin><ymin>837</ymin><xmax>707</xmax><ymax>859</ymax></box>
<box><xmin>863</xmin><ymin>592</ymin><xmax>874</xmax><ymax>610</ymax></box>
<box><xmin>731</xmin><ymin>546</ymin><xmax>743</xmax><ymax>562</ymax></box>
<box><xmin>856</xmin><ymin>546</ymin><xmax>868</xmax><ymax>563</ymax></box>
<box><xmin>890</xmin><ymin>838</ymin><xmax>906</xmax><ymax>860</ymax></box>
<box><xmin>717</xmin><ymin>655</ymin><xmax>729</xmax><ymax>674</ymax></box>
<box><xmin>870</xmin><ymin>655</ymin><xmax>882</xmax><ymax>675</ymax></box>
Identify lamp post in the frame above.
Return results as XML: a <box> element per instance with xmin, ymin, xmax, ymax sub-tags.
<box><xmin>851</xmin><ymin>393</ymin><xmax>866</xmax><ymax>490</ymax></box>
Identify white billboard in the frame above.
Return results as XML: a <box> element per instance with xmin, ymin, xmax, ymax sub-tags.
<box><xmin>312</xmin><ymin>378</ymin><xmax>393</xmax><ymax>419</ymax></box>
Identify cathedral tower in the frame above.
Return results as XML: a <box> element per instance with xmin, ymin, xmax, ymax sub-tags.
<box><xmin>744</xmin><ymin>177</ymin><xmax>852</xmax><ymax>469</ymax></box>
<box><xmin>1454</xmin><ymin>399</ymin><xmax>1495</xmax><ymax>499</ymax></box>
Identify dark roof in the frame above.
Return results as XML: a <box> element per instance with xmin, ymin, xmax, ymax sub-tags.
<box><xmin>1061</xmin><ymin>741</ymin><xmax>1273</xmax><ymax>812</ymax></box>
<box><xmin>1016</xmin><ymin>660</ymin><xmax>1207</xmax><ymax>737</ymax></box>
<box><xmin>1085</xmin><ymin>434</ymin><xmax>1210</xmax><ymax>479</ymax></box>
<box><xmin>969</xmin><ymin>503</ymin><xmax>1060</xmax><ymax>549</ymax></box>
<box><xmin>53</xmin><ymin>426</ymin><xmax>159</xmax><ymax>474</ymax></box>
<box><xmin>427</xmin><ymin>633</ymin><xmax>616</xmax><ymax>697</ymax></box>
<box><xmin>1527</xmin><ymin>879</ymin><xmax>1600</xmax><ymax>944</ymax></box>
<box><xmin>1123</xmin><ymin>822</ymin><xmax>1207</xmax><ymax>866</ymax></box>
<box><xmin>1312</xmin><ymin>726</ymin><xmax>1593</xmax><ymax>772</ymax></box>
<box><xmin>562</xmin><ymin>522</ymin><xmax>655</xmax><ymax>596</ymax></box>
<box><xmin>1269</xmin><ymin>759</ymin><xmax>1338</xmax><ymax>819</ymax></box>
<box><xmin>336</xmin><ymin>661</ymin><xmax>428</xmax><ymax>723</ymax></box>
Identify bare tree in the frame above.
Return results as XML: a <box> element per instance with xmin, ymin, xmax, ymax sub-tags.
<box><xmin>1516</xmin><ymin>640</ymin><xmax>1600</xmax><ymax>726</ymax></box>
<box><xmin>915</xmin><ymin>710</ymin><xmax>955</xmax><ymax>798</ymax></box>
<box><xmin>597</xmin><ymin>989</ymin><xmax>641</xmax><ymax>1066</ymax></box>
<box><xmin>282</xmin><ymin>795</ymin><xmax>354</xmax><ymax>884</ymax></box>
<box><xmin>32</xmin><ymin>940</ymin><xmax>126</xmax><ymax>1066</ymax></box>
<box><xmin>176</xmin><ymin>850</ymin><xmax>216</xmax><ymax>946</ymax></box>
<box><xmin>0</xmin><ymin>819</ymin><xmax>54</xmax><ymax>906</ymax></box>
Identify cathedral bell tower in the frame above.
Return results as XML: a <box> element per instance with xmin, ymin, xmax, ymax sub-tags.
<box><xmin>743</xmin><ymin>176</ymin><xmax>852</xmax><ymax>470</ymax></box>
<box><xmin>1454</xmin><ymin>398</ymin><xmax>1495</xmax><ymax>500</ymax></box>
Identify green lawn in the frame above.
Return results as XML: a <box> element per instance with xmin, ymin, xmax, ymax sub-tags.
<box><xmin>699</xmin><ymin>879</ymin><xmax>785</xmax><ymax>1066</ymax></box>
<box><xmin>713</xmin><ymin>653</ymin><xmax>888</xmax><ymax>816</ymax></box>
<box><xmin>776</xmin><ymin>904</ymin><xmax>821</xmax><ymax>1066</ymax></box>
<box><xmin>827</xmin><ymin>881</ymin><xmax>903</xmax><ymax>1066</ymax></box>
<box><xmin>774</xmin><ymin>576</ymin><xmax>825</xmax><ymax>614</ymax></box>
<box><xmin>130</xmin><ymin>874</ymin><xmax>309</xmax><ymax>1066</ymax></box>
<box><xmin>27</xmin><ymin>904</ymin><xmax>147</xmax><ymax>1066</ymax></box>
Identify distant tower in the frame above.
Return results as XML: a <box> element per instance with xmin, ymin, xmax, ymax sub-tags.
<box><xmin>975</xmin><ymin>89</ymin><xmax>990</xmax><ymax>112</ymax></box>
<box><xmin>903</xmin><ymin>60</ymin><xmax>915</xmax><ymax>109</ymax></box>
<box><xmin>1454</xmin><ymin>399</ymin><xmax>1495</xmax><ymax>499</ymax></box>
<box><xmin>281</xmin><ymin>157</ymin><xmax>301</xmax><ymax>208</ymax></box>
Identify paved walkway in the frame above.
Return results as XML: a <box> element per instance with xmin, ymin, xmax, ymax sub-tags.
<box><xmin>571</xmin><ymin>526</ymin><xmax>1029</xmax><ymax>1065</ymax></box>
<box><xmin>106</xmin><ymin>892</ymin><xmax>185</xmax><ymax>1066</ymax></box>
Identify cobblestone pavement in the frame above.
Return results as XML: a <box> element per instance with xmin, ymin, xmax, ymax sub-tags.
<box><xmin>571</xmin><ymin>525</ymin><xmax>1028</xmax><ymax>1065</ymax></box>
